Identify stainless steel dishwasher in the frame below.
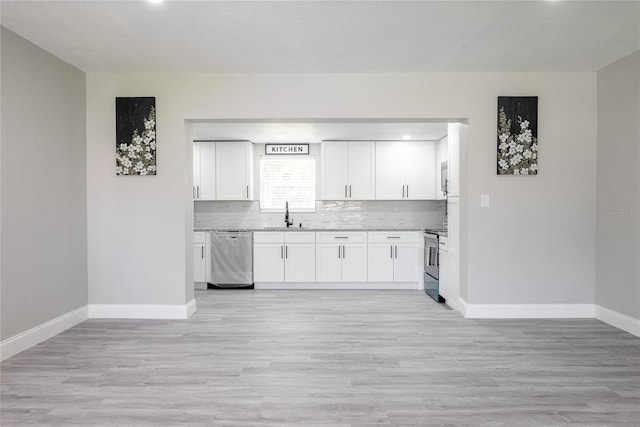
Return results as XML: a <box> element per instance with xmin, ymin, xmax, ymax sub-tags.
<box><xmin>209</xmin><ymin>231</ymin><xmax>253</xmax><ymax>287</ymax></box>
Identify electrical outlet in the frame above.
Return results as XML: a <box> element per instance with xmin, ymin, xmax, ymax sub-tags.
<box><xmin>480</xmin><ymin>194</ymin><xmax>490</xmax><ymax>208</ymax></box>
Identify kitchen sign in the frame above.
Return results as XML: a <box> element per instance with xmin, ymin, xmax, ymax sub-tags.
<box><xmin>265</xmin><ymin>144</ymin><xmax>309</xmax><ymax>155</ymax></box>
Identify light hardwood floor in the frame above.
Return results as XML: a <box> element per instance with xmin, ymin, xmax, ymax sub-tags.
<box><xmin>2</xmin><ymin>290</ymin><xmax>639</xmax><ymax>426</ymax></box>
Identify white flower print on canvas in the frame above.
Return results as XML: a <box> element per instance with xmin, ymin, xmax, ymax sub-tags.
<box><xmin>497</xmin><ymin>96</ymin><xmax>538</xmax><ymax>175</ymax></box>
<box><xmin>116</xmin><ymin>97</ymin><xmax>156</xmax><ymax>176</ymax></box>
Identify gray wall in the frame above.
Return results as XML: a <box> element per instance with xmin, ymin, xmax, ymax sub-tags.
<box><xmin>87</xmin><ymin>72</ymin><xmax>597</xmax><ymax>308</ymax></box>
<box><xmin>1</xmin><ymin>27</ymin><xmax>87</xmax><ymax>340</ymax></box>
<box><xmin>596</xmin><ymin>51</ymin><xmax>640</xmax><ymax>320</ymax></box>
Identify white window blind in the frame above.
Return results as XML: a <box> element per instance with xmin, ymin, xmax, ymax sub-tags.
<box><xmin>260</xmin><ymin>157</ymin><xmax>316</xmax><ymax>212</ymax></box>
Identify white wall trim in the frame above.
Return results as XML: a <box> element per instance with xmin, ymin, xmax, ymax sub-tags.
<box><xmin>88</xmin><ymin>301</ymin><xmax>196</xmax><ymax>319</ymax></box>
<box><xmin>0</xmin><ymin>305</ymin><xmax>88</xmax><ymax>362</ymax></box>
<box><xmin>185</xmin><ymin>299</ymin><xmax>197</xmax><ymax>318</ymax></box>
<box><xmin>595</xmin><ymin>305</ymin><xmax>640</xmax><ymax>338</ymax></box>
<box><xmin>458</xmin><ymin>299</ymin><xmax>595</xmax><ymax>319</ymax></box>
<box><xmin>457</xmin><ymin>298</ymin><xmax>467</xmax><ymax>316</ymax></box>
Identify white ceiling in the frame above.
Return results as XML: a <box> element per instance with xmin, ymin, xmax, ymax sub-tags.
<box><xmin>191</xmin><ymin>120</ymin><xmax>450</xmax><ymax>143</ymax></box>
<box><xmin>1</xmin><ymin>1</ymin><xmax>638</xmax><ymax>73</ymax></box>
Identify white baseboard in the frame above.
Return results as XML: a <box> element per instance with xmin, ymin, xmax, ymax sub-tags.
<box><xmin>595</xmin><ymin>305</ymin><xmax>640</xmax><ymax>337</ymax></box>
<box><xmin>185</xmin><ymin>299</ymin><xmax>197</xmax><ymax>318</ymax></box>
<box><xmin>254</xmin><ymin>282</ymin><xmax>419</xmax><ymax>290</ymax></box>
<box><xmin>459</xmin><ymin>299</ymin><xmax>594</xmax><ymax>319</ymax></box>
<box><xmin>88</xmin><ymin>299</ymin><xmax>197</xmax><ymax>319</ymax></box>
<box><xmin>458</xmin><ymin>298</ymin><xmax>468</xmax><ymax>317</ymax></box>
<box><xmin>0</xmin><ymin>305</ymin><xmax>88</xmax><ymax>362</ymax></box>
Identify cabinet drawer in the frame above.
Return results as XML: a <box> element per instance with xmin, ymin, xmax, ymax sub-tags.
<box><xmin>194</xmin><ymin>231</ymin><xmax>206</xmax><ymax>244</ymax></box>
<box><xmin>316</xmin><ymin>232</ymin><xmax>367</xmax><ymax>243</ymax></box>
<box><xmin>368</xmin><ymin>231</ymin><xmax>420</xmax><ymax>243</ymax></box>
<box><xmin>285</xmin><ymin>232</ymin><xmax>316</xmax><ymax>243</ymax></box>
<box><xmin>253</xmin><ymin>232</ymin><xmax>284</xmax><ymax>243</ymax></box>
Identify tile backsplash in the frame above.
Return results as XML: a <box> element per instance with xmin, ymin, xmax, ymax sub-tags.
<box><xmin>195</xmin><ymin>200</ymin><xmax>445</xmax><ymax>229</ymax></box>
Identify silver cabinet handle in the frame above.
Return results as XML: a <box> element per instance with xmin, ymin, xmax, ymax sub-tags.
<box><xmin>390</xmin><ymin>245</ymin><xmax>393</xmax><ymax>259</ymax></box>
<box><xmin>281</xmin><ymin>245</ymin><xmax>284</xmax><ymax>259</ymax></box>
<box><xmin>285</xmin><ymin>245</ymin><xmax>288</xmax><ymax>259</ymax></box>
<box><xmin>349</xmin><ymin>185</ymin><xmax>352</xmax><ymax>198</ymax></box>
<box><xmin>402</xmin><ymin>185</ymin><xmax>405</xmax><ymax>198</ymax></box>
<box><xmin>345</xmin><ymin>185</ymin><xmax>347</xmax><ymax>198</ymax></box>
<box><xmin>193</xmin><ymin>186</ymin><xmax>196</xmax><ymax>199</ymax></box>
<box><xmin>197</xmin><ymin>186</ymin><xmax>201</xmax><ymax>198</ymax></box>
<box><xmin>246</xmin><ymin>185</ymin><xmax>249</xmax><ymax>199</ymax></box>
<box><xmin>338</xmin><ymin>245</ymin><xmax>341</xmax><ymax>259</ymax></box>
<box><xmin>342</xmin><ymin>245</ymin><xmax>345</xmax><ymax>258</ymax></box>
<box><xmin>334</xmin><ymin>236</ymin><xmax>348</xmax><ymax>239</ymax></box>
<box><xmin>395</xmin><ymin>245</ymin><xmax>398</xmax><ymax>259</ymax></box>
<box><xmin>386</xmin><ymin>236</ymin><xmax>400</xmax><ymax>239</ymax></box>
<box><xmin>201</xmin><ymin>246</ymin><xmax>204</xmax><ymax>259</ymax></box>
<box><xmin>406</xmin><ymin>185</ymin><xmax>409</xmax><ymax>198</ymax></box>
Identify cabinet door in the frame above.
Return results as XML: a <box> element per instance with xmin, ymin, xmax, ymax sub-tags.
<box><xmin>216</xmin><ymin>142</ymin><xmax>250</xmax><ymax>200</ymax></box>
<box><xmin>254</xmin><ymin>243</ymin><xmax>284</xmax><ymax>282</ymax></box>
<box><xmin>316</xmin><ymin>243</ymin><xmax>342</xmax><ymax>282</ymax></box>
<box><xmin>447</xmin><ymin>123</ymin><xmax>462</xmax><ymax>197</ymax></box>
<box><xmin>284</xmin><ymin>244</ymin><xmax>316</xmax><ymax>282</ymax></box>
<box><xmin>367</xmin><ymin>243</ymin><xmax>395</xmax><ymax>282</ymax></box>
<box><xmin>348</xmin><ymin>142</ymin><xmax>375</xmax><ymax>200</ymax></box>
<box><xmin>193</xmin><ymin>243</ymin><xmax>206</xmax><ymax>283</ymax></box>
<box><xmin>341</xmin><ymin>243</ymin><xmax>368</xmax><ymax>282</ymax></box>
<box><xmin>393</xmin><ymin>243</ymin><xmax>420</xmax><ymax>283</ymax></box>
<box><xmin>321</xmin><ymin>142</ymin><xmax>349</xmax><ymax>200</ymax></box>
<box><xmin>438</xmin><ymin>249</ymin><xmax>449</xmax><ymax>299</ymax></box>
<box><xmin>447</xmin><ymin>197</ymin><xmax>460</xmax><ymax>307</ymax></box>
<box><xmin>195</xmin><ymin>142</ymin><xmax>216</xmax><ymax>200</ymax></box>
<box><xmin>404</xmin><ymin>141</ymin><xmax>435</xmax><ymax>200</ymax></box>
<box><xmin>193</xmin><ymin>144</ymin><xmax>200</xmax><ymax>199</ymax></box>
<box><xmin>375</xmin><ymin>142</ymin><xmax>404</xmax><ymax>200</ymax></box>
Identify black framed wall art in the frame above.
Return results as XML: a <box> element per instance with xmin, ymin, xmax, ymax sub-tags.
<box><xmin>115</xmin><ymin>97</ymin><xmax>156</xmax><ymax>176</ymax></box>
<box><xmin>497</xmin><ymin>96</ymin><xmax>538</xmax><ymax>175</ymax></box>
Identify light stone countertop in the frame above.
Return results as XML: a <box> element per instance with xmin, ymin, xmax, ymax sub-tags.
<box><xmin>194</xmin><ymin>227</ymin><xmax>429</xmax><ymax>232</ymax></box>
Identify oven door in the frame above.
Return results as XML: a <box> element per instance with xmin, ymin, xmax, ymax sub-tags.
<box><xmin>424</xmin><ymin>233</ymin><xmax>439</xmax><ymax>280</ymax></box>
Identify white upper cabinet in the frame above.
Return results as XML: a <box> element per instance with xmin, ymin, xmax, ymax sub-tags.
<box><xmin>321</xmin><ymin>141</ymin><xmax>375</xmax><ymax>200</ymax></box>
<box><xmin>347</xmin><ymin>142</ymin><xmax>376</xmax><ymax>200</ymax></box>
<box><xmin>375</xmin><ymin>141</ymin><xmax>436</xmax><ymax>200</ymax></box>
<box><xmin>215</xmin><ymin>142</ymin><xmax>254</xmax><ymax>200</ymax></box>
<box><xmin>447</xmin><ymin>123</ymin><xmax>462</xmax><ymax>197</ymax></box>
<box><xmin>404</xmin><ymin>142</ymin><xmax>435</xmax><ymax>200</ymax></box>
<box><xmin>193</xmin><ymin>142</ymin><xmax>216</xmax><ymax>200</ymax></box>
<box><xmin>321</xmin><ymin>142</ymin><xmax>349</xmax><ymax>200</ymax></box>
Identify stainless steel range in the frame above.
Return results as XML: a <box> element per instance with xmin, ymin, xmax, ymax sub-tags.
<box><xmin>424</xmin><ymin>230</ymin><xmax>445</xmax><ymax>303</ymax></box>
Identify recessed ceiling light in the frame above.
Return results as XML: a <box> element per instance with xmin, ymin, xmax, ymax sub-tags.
<box><xmin>403</xmin><ymin>134</ymin><xmax>411</xmax><ymax>140</ymax></box>
<box><xmin>148</xmin><ymin>0</ymin><xmax>164</xmax><ymax>4</ymax></box>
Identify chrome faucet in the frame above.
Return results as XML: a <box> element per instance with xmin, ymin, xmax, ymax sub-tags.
<box><xmin>284</xmin><ymin>201</ymin><xmax>293</xmax><ymax>228</ymax></box>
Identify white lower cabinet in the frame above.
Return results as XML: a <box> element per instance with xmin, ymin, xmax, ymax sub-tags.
<box><xmin>253</xmin><ymin>232</ymin><xmax>315</xmax><ymax>283</ymax></box>
<box><xmin>367</xmin><ymin>232</ymin><xmax>421</xmax><ymax>284</ymax></box>
<box><xmin>193</xmin><ymin>232</ymin><xmax>208</xmax><ymax>289</ymax></box>
<box><xmin>438</xmin><ymin>236</ymin><xmax>449</xmax><ymax>300</ymax></box>
<box><xmin>284</xmin><ymin>243</ymin><xmax>316</xmax><ymax>282</ymax></box>
<box><xmin>253</xmin><ymin>242</ymin><xmax>285</xmax><ymax>282</ymax></box>
<box><xmin>254</xmin><ymin>230</ymin><xmax>421</xmax><ymax>289</ymax></box>
<box><xmin>316</xmin><ymin>232</ymin><xmax>368</xmax><ymax>283</ymax></box>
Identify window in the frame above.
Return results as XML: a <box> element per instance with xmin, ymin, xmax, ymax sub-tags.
<box><xmin>260</xmin><ymin>157</ymin><xmax>316</xmax><ymax>211</ymax></box>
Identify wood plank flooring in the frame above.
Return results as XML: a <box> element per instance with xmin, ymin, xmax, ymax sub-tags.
<box><xmin>2</xmin><ymin>290</ymin><xmax>639</xmax><ymax>426</ymax></box>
